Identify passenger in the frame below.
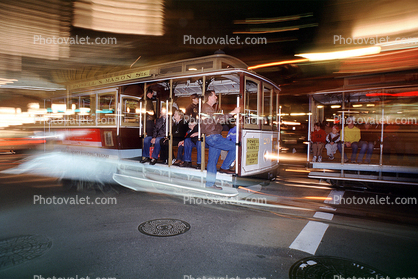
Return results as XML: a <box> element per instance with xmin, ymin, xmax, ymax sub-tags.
<box><xmin>357</xmin><ymin>123</ymin><xmax>379</xmax><ymax>164</ymax></box>
<box><xmin>337</xmin><ymin>117</ymin><xmax>361</xmax><ymax>163</ymax></box>
<box><xmin>324</xmin><ymin>121</ymin><xmax>332</xmax><ymax>135</ymax></box>
<box><xmin>201</xmin><ymin>90</ymin><xmax>240</xmax><ymax>190</ymax></box>
<box><xmin>160</xmin><ymin>110</ymin><xmax>188</xmax><ymax>164</ymax></box>
<box><xmin>325</xmin><ymin>125</ymin><xmax>340</xmax><ymax>160</ymax></box>
<box><xmin>174</xmin><ymin>122</ymin><xmax>196</xmax><ymax>166</ymax></box>
<box><xmin>185</xmin><ymin>94</ymin><xmax>199</xmax><ymax>122</ymax></box>
<box><xmin>311</xmin><ymin>123</ymin><xmax>327</xmax><ymax>162</ymax></box>
<box><xmin>178</xmin><ymin>122</ymin><xmax>202</xmax><ymax>168</ymax></box>
<box><xmin>140</xmin><ymin>113</ymin><xmax>166</xmax><ymax>165</ymax></box>
<box><xmin>145</xmin><ymin>90</ymin><xmax>156</xmax><ymax>136</ymax></box>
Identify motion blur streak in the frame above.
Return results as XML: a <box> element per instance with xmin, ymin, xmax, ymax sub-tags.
<box><xmin>248</xmin><ymin>59</ymin><xmax>308</xmax><ymax>70</ymax></box>
<box><xmin>304</xmin><ymin>196</ymin><xmax>333</xmax><ymax>201</ymax></box>
<box><xmin>352</xmin><ymin>0</ymin><xmax>418</xmax><ymax>38</ymax></box>
<box><xmin>296</xmin><ymin>46</ymin><xmax>381</xmax><ymax>61</ymax></box>
<box><xmin>73</xmin><ymin>0</ymin><xmax>164</xmax><ymax>35</ymax></box>
<box><xmin>0</xmin><ymin>0</ymin><xmax>70</xmax><ymax>60</ymax></box>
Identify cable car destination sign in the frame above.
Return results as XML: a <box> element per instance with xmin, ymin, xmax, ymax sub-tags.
<box><xmin>69</xmin><ymin>70</ymin><xmax>151</xmax><ymax>90</ymax></box>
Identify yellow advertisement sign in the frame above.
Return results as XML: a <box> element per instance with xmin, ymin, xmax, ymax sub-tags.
<box><xmin>246</xmin><ymin>138</ymin><xmax>259</xmax><ymax>165</ymax></box>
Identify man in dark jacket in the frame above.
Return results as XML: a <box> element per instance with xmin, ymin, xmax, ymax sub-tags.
<box><xmin>145</xmin><ymin>90</ymin><xmax>156</xmax><ymax>136</ymax></box>
<box><xmin>141</xmin><ymin>113</ymin><xmax>166</xmax><ymax>165</ymax></box>
<box><xmin>185</xmin><ymin>94</ymin><xmax>199</xmax><ymax>122</ymax></box>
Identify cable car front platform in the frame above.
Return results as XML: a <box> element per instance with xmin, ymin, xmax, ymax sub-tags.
<box><xmin>309</xmin><ymin>162</ymin><xmax>418</xmax><ymax>186</ymax></box>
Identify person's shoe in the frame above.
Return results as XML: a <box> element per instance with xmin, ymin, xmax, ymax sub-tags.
<box><xmin>318</xmin><ymin>156</ymin><xmax>322</xmax><ymax>162</ymax></box>
<box><xmin>219</xmin><ymin>168</ymin><xmax>235</xmax><ymax>174</ymax></box>
<box><xmin>206</xmin><ymin>185</ymin><xmax>222</xmax><ymax>190</ymax></box>
<box><xmin>329</xmin><ymin>156</ymin><xmax>334</xmax><ymax>160</ymax></box>
<box><xmin>195</xmin><ymin>164</ymin><xmax>201</xmax><ymax>169</ymax></box>
<box><xmin>140</xmin><ymin>157</ymin><xmax>150</xmax><ymax>163</ymax></box>
<box><xmin>179</xmin><ymin>161</ymin><xmax>192</xmax><ymax>168</ymax></box>
<box><xmin>344</xmin><ymin>158</ymin><xmax>349</xmax><ymax>163</ymax></box>
<box><xmin>351</xmin><ymin>160</ymin><xmax>357</xmax><ymax>164</ymax></box>
<box><xmin>312</xmin><ymin>156</ymin><xmax>317</xmax><ymax>162</ymax></box>
<box><xmin>173</xmin><ymin>160</ymin><xmax>183</xmax><ymax>166</ymax></box>
<box><xmin>150</xmin><ymin>158</ymin><xmax>157</xmax><ymax>165</ymax></box>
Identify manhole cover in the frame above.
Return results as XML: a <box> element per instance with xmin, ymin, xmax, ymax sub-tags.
<box><xmin>0</xmin><ymin>235</ymin><xmax>52</xmax><ymax>270</ymax></box>
<box><xmin>138</xmin><ymin>219</ymin><xmax>190</xmax><ymax>237</ymax></box>
<box><xmin>289</xmin><ymin>256</ymin><xmax>391</xmax><ymax>279</ymax></box>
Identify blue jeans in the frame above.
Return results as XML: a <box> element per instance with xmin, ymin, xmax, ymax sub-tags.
<box><xmin>337</xmin><ymin>142</ymin><xmax>360</xmax><ymax>162</ymax></box>
<box><xmin>143</xmin><ymin>136</ymin><xmax>164</xmax><ymax>159</ymax></box>
<box><xmin>205</xmin><ymin>134</ymin><xmax>236</xmax><ymax>187</ymax></box>
<box><xmin>177</xmin><ymin>145</ymin><xmax>184</xmax><ymax>161</ymax></box>
<box><xmin>358</xmin><ymin>141</ymin><xmax>374</xmax><ymax>163</ymax></box>
<box><xmin>183</xmin><ymin>138</ymin><xmax>207</xmax><ymax>164</ymax></box>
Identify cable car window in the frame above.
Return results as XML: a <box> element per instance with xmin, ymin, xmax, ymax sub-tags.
<box><xmin>273</xmin><ymin>89</ymin><xmax>278</xmax><ymax>130</ymax></box>
<box><xmin>186</xmin><ymin>61</ymin><xmax>213</xmax><ymax>71</ymax></box>
<box><xmin>97</xmin><ymin>93</ymin><xmax>116</xmax><ymax>126</ymax></box>
<box><xmin>244</xmin><ymin>78</ymin><xmax>259</xmax><ymax>129</ymax></box>
<box><xmin>122</xmin><ymin>97</ymin><xmax>140</xmax><ymax>126</ymax></box>
<box><xmin>262</xmin><ymin>85</ymin><xmax>272</xmax><ymax>129</ymax></box>
<box><xmin>77</xmin><ymin>94</ymin><xmax>96</xmax><ymax>126</ymax></box>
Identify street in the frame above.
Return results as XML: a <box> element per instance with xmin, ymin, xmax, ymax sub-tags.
<box><xmin>0</xmin><ymin>153</ymin><xmax>417</xmax><ymax>279</ymax></box>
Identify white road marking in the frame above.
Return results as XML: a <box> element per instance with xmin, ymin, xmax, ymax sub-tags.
<box><xmin>325</xmin><ymin>190</ymin><xmax>345</xmax><ymax>205</ymax></box>
<box><xmin>313</xmin><ymin>212</ymin><xmax>334</xmax><ymax>220</ymax></box>
<box><xmin>319</xmin><ymin>206</ymin><xmax>337</xmax><ymax>211</ymax></box>
<box><xmin>289</xmin><ymin>221</ymin><xmax>329</xmax><ymax>255</ymax></box>
<box><xmin>289</xmin><ymin>188</ymin><xmax>345</xmax><ymax>255</ymax></box>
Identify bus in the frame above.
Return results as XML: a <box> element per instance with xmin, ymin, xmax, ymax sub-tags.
<box><xmin>23</xmin><ymin>54</ymin><xmax>281</xmax><ymax>195</ymax></box>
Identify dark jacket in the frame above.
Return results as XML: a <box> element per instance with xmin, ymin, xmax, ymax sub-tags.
<box><xmin>153</xmin><ymin>116</ymin><xmax>166</xmax><ymax>138</ymax></box>
<box><xmin>184</xmin><ymin>125</ymin><xmax>199</xmax><ymax>144</ymax></box>
<box><xmin>185</xmin><ymin>103</ymin><xmax>199</xmax><ymax>120</ymax></box>
<box><xmin>172</xmin><ymin>120</ymin><xmax>188</xmax><ymax>145</ymax></box>
<box><xmin>145</xmin><ymin>100</ymin><xmax>156</xmax><ymax>136</ymax></box>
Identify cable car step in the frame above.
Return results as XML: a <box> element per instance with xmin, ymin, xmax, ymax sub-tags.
<box><xmin>113</xmin><ymin>173</ymin><xmax>239</xmax><ymax>197</ymax></box>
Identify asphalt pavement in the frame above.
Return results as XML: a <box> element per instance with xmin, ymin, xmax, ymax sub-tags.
<box><xmin>0</xmin><ymin>153</ymin><xmax>417</xmax><ymax>279</ymax></box>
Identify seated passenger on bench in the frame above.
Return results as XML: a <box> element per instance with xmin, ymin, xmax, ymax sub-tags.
<box><xmin>160</xmin><ymin>109</ymin><xmax>188</xmax><ymax>164</ymax></box>
<box><xmin>337</xmin><ymin>117</ymin><xmax>361</xmax><ymax>163</ymax></box>
<box><xmin>141</xmin><ymin>113</ymin><xmax>166</xmax><ymax>165</ymax></box>
<box><xmin>179</xmin><ymin>122</ymin><xmax>208</xmax><ymax>168</ymax></box>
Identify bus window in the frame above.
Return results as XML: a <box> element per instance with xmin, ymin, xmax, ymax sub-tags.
<box><xmin>262</xmin><ymin>85</ymin><xmax>272</xmax><ymax>129</ymax></box>
<box><xmin>122</xmin><ymin>97</ymin><xmax>140</xmax><ymax>126</ymax></box>
<box><xmin>244</xmin><ymin>78</ymin><xmax>259</xmax><ymax>129</ymax></box>
<box><xmin>97</xmin><ymin>93</ymin><xmax>116</xmax><ymax>126</ymax></box>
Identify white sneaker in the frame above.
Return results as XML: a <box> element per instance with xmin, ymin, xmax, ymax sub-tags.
<box><xmin>318</xmin><ymin>156</ymin><xmax>322</xmax><ymax>162</ymax></box>
<box><xmin>312</xmin><ymin>156</ymin><xmax>317</xmax><ymax>162</ymax></box>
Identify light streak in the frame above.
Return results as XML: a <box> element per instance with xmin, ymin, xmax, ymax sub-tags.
<box><xmin>248</xmin><ymin>59</ymin><xmax>308</xmax><ymax>70</ymax></box>
<box><xmin>296</xmin><ymin>46</ymin><xmax>381</xmax><ymax>61</ymax></box>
